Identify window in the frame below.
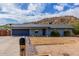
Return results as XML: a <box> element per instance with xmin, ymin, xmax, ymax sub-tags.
<box><xmin>35</xmin><ymin>30</ymin><xmax>39</xmax><ymax>33</ymax></box>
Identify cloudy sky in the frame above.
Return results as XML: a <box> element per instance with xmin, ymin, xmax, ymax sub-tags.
<box><xmin>0</xmin><ymin>3</ymin><xmax>79</xmax><ymax>25</ymax></box>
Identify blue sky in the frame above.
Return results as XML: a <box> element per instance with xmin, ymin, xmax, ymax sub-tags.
<box><xmin>0</xmin><ymin>3</ymin><xmax>79</xmax><ymax>25</ymax></box>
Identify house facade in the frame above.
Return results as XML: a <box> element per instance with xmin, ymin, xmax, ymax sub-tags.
<box><xmin>11</xmin><ymin>24</ymin><xmax>74</xmax><ymax>37</ymax></box>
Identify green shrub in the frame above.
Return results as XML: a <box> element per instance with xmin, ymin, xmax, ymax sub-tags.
<box><xmin>72</xmin><ymin>22</ymin><xmax>79</xmax><ymax>35</ymax></box>
<box><xmin>64</xmin><ymin>31</ymin><xmax>71</xmax><ymax>36</ymax></box>
<box><xmin>50</xmin><ymin>31</ymin><xmax>60</xmax><ymax>37</ymax></box>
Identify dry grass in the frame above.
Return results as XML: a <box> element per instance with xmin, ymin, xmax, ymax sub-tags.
<box><xmin>30</xmin><ymin>37</ymin><xmax>76</xmax><ymax>45</ymax></box>
<box><xmin>0</xmin><ymin>36</ymin><xmax>79</xmax><ymax>56</ymax></box>
<box><xmin>29</xmin><ymin>37</ymin><xmax>79</xmax><ymax>56</ymax></box>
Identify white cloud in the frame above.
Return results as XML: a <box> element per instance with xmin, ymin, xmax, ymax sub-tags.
<box><xmin>55</xmin><ymin>7</ymin><xmax>79</xmax><ymax>18</ymax></box>
<box><xmin>74</xmin><ymin>3</ymin><xmax>79</xmax><ymax>6</ymax></box>
<box><xmin>0</xmin><ymin>3</ymin><xmax>46</xmax><ymax>24</ymax></box>
<box><xmin>54</xmin><ymin>5</ymin><xmax>64</xmax><ymax>11</ymax></box>
<box><xmin>0</xmin><ymin>3</ymin><xmax>79</xmax><ymax>25</ymax></box>
<box><xmin>42</xmin><ymin>7</ymin><xmax>79</xmax><ymax>19</ymax></box>
<box><xmin>58</xmin><ymin>3</ymin><xmax>68</xmax><ymax>6</ymax></box>
<box><xmin>26</xmin><ymin>3</ymin><xmax>46</xmax><ymax>15</ymax></box>
<box><xmin>0</xmin><ymin>3</ymin><xmax>45</xmax><ymax>15</ymax></box>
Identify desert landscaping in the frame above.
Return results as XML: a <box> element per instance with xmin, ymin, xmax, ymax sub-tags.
<box><xmin>0</xmin><ymin>36</ymin><xmax>79</xmax><ymax>56</ymax></box>
<box><xmin>0</xmin><ymin>3</ymin><xmax>79</xmax><ymax>57</ymax></box>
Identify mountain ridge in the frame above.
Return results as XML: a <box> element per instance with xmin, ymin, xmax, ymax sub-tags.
<box><xmin>26</xmin><ymin>16</ymin><xmax>79</xmax><ymax>25</ymax></box>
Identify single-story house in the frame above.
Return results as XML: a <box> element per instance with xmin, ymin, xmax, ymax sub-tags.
<box><xmin>11</xmin><ymin>24</ymin><xmax>74</xmax><ymax>37</ymax></box>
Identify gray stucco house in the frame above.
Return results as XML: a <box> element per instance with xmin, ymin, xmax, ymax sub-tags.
<box><xmin>11</xmin><ymin>24</ymin><xmax>74</xmax><ymax>37</ymax></box>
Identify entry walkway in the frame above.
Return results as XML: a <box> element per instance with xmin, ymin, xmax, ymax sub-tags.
<box><xmin>0</xmin><ymin>36</ymin><xmax>20</xmax><ymax>56</ymax></box>
<box><xmin>0</xmin><ymin>36</ymin><xmax>37</xmax><ymax>56</ymax></box>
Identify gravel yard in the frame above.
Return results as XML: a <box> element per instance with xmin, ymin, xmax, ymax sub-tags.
<box><xmin>0</xmin><ymin>36</ymin><xmax>79</xmax><ymax>56</ymax></box>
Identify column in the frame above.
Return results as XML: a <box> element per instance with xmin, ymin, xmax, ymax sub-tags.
<box><xmin>46</xmin><ymin>29</ymin><xmax>50</xmax><ymax>37</ymax></box>
<box><xmin>58</xmin><ymin>30</ymin><xmax>64</xmax><ymax>37</ymax></box>
<box><xmin>69</xmin><ymin>29</ymin><xmax>74</xmax><ymax>36</ymax></box>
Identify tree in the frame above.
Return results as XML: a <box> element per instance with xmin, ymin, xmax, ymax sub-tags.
<box><xmin>72</xmin><ymin>22</ymin><xmax>79</xmax><ymax>35</ymax></box>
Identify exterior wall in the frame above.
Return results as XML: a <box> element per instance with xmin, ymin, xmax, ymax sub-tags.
<box><xmin>45</xmin><ymin>29</ymin><xmax>50</xmax><ymax>36</ymax></box>
<box><xmin>29</xmin><ymin>29</ymin><xmax>43</xmax><ymax>36</ymax></box>
<box><xmin>47</xmin><ymin>29</ymin><xmax>64</xmax><ymax>36</ymax></box>
<box><xmin>46</xmin><ymin>28</ymin><xmax>73</xmax><ymax>37</ymax></box>
<box><xmin>28</xmin><ymin>28</ymin><xmax>73</xmax><ymax>37</ymax></box>
<box><xmin>11</xmin><ymin>28</ymin><xmax>73</xmax><ymax>37</ymax></box>
<box><xmin>58</xmin><ymin>29</ymin><xmax>73</xmax><ymax>36</ymax></box>
<box><xmin>56</xmin><ymin>29</ymin><xmax>65</xmax><ymax>36</ymax></box>
<box><xmin>64</xmin><ymin>29</ymin><xmax>74</xmax><ymax>36</ymax></box>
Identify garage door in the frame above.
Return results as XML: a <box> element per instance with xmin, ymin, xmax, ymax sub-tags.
<box><xmin>12</xmin><ymin>29</ymin><xmax>29</xmax><ymax>36</ymax></box>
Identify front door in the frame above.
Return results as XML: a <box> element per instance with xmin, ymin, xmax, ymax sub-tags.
<box><xmin>42</xmin><ymin>29</ymin><xmax>46</xmax><ymax>36</ymax></box>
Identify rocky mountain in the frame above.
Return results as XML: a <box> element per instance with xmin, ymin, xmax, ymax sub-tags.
<box><xmin>28</xmin><ymin>16</ymin><xmax>79</xmax><ymax>25</ymax></box>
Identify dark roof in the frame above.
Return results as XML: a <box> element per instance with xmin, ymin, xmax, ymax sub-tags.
<box><xmin>11</xmin><ymin>24</ymin><xmax>74</xmax><ymax>29</ymax></box>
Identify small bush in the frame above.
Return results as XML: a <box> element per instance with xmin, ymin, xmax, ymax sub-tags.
<box><xmin>72</xmin><ymin>22</ymin><xmax>79</xmax><ymax>35</ymax></box>
<box><xmin>50</xmin><ymin>31</ymin><xmax>60</xmax><ymax>37</ymax></box>
<box><xmin>62</xmin><ymin>53</ymin><xmax>70</xmax><ymax>56</ymax></box>
<box><xmin>64</xmin><ymin>31</ymin><xmax>71</xmax><ymax>36</ymax></box>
